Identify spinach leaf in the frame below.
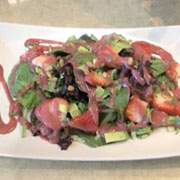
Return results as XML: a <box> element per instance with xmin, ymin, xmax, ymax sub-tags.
<box><xmin>114</xmin><ymin>88</ymin><xmax>129</xmax><ymax>110</ymax></box>
<box><xmin>157</xmin><ymin>75</ymin><xmax>175</xmax><ymax>90</ymax></box>
<box><xmin>75</xmin><ymin>131</ymin><xmax>106</xmax><ymax>147</ymax></box>
<box><xmin>18</xmin><ymin>90</ymin><xmax>41</xmax><ymax>109</ymax></box>
<box><xmin>75</xmin><ymin>54</ymin><xmax>97</xmax><ymax>65</ymax></box>
<box><xmin>8</xmin><ymin>63</ymin><xmax>34</xmax><ymax>98</ymax></box>
<box><xmin>150</xmin><ymin>59</ymin><xmax>165</xmax><ymax>76</ymax></box>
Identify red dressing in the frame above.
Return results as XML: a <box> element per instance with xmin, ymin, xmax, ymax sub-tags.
<box><xmin>0</xmin><ymin>65</ymin><xmax>19</xmax><ymax>134</ymax></box>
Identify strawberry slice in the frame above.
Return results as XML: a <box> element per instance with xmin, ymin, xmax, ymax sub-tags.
<box><xmin>35</xmin><ymin>98</ymin><xmax>69</xmax><ymax>131</ymax></box>
<box><xmin>151</xmin><ymin>110</ymin><xmax>168</xmax><ymax>128</ymax></box>
<box><xmin>85</xmin><ymin>70</ymin><xmax>112</xmax><ymax>87</ymax></box>
<box><xmin>94</xmin><ymin>43</ymin><xmax>128</xmax><ymax>68</ymax></box>
<box><xmin>69</xmin><ymin>104</ymin><xmax>99</xmax><ymax>134</ymax></box>
<box><xmin>166</xmin><ymin>62</ymin><xmax>180</xmax><ymax>87</ymax></box>
<box><xmin>151</xmin><ymin>92</ymin><xmax>180</xmax><ymax>116</ymax></box>
<box><xmin>131</xmin><ymin>41</ymin><xmax>152</xmax><ymax>61</ymax></box>
<box><xmin>32</xmin><ymin>54</ymin><xmax>56</xmax><ymax>70</ymax></box>
<box><xmin>126</xmin><ymin>96</ymin><xmax>148</xmax><ymax>123</ymax></box>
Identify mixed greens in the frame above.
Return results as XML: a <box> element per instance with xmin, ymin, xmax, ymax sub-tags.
<box><xmin>8</xmin><ymin>33</ymin><xmax>180</xmax><ymax>150</ymax></box>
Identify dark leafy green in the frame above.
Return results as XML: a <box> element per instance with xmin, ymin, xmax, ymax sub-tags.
<box><xmin>75</xmin><ymin>54</ymin><xmax>97</xmax><ymax>65</ymax></box>
<box><xmin>75</xmin><ymin>131</ymin><xmax>106</xmax><ymax>147</ymax></box>
<box><xmin>114</xmin><ymin>88</ymin><xmax>129</xmax><ymax>110</ymax></box>
<box><xmin>150</xmin><ymin>59</ymin><xmax>165</xmax><ymax>76</ymax></box>
<box><xmin>18</xmin><ymin>90</ymin><xmax>41</xmax><ymax>109</ymax></box>
<box><xmin>8</xmin><ymin>63</ymin><xmax>34</xmax><ymax>98</ymax></box>
<box><xmin>157</xmin><ymin>75</ymin><xmax>175</xmax><ymax>90</ymax></box>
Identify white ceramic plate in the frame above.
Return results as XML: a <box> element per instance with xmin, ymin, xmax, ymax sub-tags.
<box><xmin>0</xmin><ymin>22</ymin><xmax>180</xmax><ymax>161</ymax></box>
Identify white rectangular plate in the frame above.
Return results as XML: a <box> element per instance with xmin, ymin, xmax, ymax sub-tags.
<box><xmin>0</xmin><ymin>22</ymin><xmax>180</xmax><ymax>161</ymax></box>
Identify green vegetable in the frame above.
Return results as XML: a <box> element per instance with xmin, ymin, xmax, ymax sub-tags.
<box><xmin>157</xmin><ymin>75</ymin><xmax>175</xmax><ymax>90</ymax></box>
<box><xmin>78</xmin><ymin>103</ymin><xmax>88</xmax><ymax>113</ymax></box>
<box><xmin>136</xmin><ymin>127</ymin><xmax>152</xmax><ymax>139</ymax></box>
<box><xmin>100</xmin><ymin>112</ymin><xmax>117</xmax><ymax>126</ymax></box>
<box><xmin>59</xmin><ymin>104</ymin><xmax>68</xmax><ymax>113</ymax></box>
<box><xmin>113</xmin><ymin>42</ymin><xmax>130</xmax><ymax>54</ymax></box>
<box><xmin>95</xmin><ymin>86</ymin><xmax>105</xmax><ymax>98</ymax></box>
<box><xmin>8</xmin><ymin>63</ymin><xmax>34</xmax><ymax>98</ymax></box>
<box><xmin>150</xmin><ymin>59</ymin><xmax>165</xmax><ymax>76</ymax></box>
<box><xmin>104</xmin><ymin>131</ymin><xmax>129</xmax><ymax>143</ymax></box>
<box><xmin>75</xmin><ymin>54</ymin><xmax>97</xmax><ymax>65</ymax></box>
<box><xmin>114</xmin><ymin>88</ymin><xmax>129</xmax><ymax>110</ymax></box>
<box><xmin>146</xmin><ymin>108</ymin><xmax>153</xmax><ymax>122</ymax></box>
<box><xmin>18</xmin><ymin>90</ymin><xmax>41</xmax><ymax>109</ymax></box>
<box><xmin>50</xmin><ymin>49</ymin><xmax>70</xmax><ymax>57</ymax></box>
<box><xmin>77</xmin><ymin>46</ymin><xmax>89</xmax><ymax>53</ymax></box>
<box><xmin>69</xmin><ymin>103</ymin><xmax>81</xmax><ymax>118</ymax></box>
<box><xmin>90</xmin><ymin>34</ymin><xmax>98</xmax><ymax>42</ymax></box>
<box><xmin>75</xmin><ymin>131</ymin><xmax>106</xmax><ymax>147</ymax></box>
<box><xmin>67</xmin><ymin>35</ymin><xmax>76</xmax><ymax>41</ymax></box>
<box><xmin>167</xmin><ymin>116</ymin><xmax>180</xmax><ymax>125</ymax></box>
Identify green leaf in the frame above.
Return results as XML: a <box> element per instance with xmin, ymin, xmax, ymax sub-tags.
<box><xmin>67</xmin><ymin>35</ymin><xmax>76</xmax><ymax>41</ymax></box>
<box><xmin>157</xmin><ymin>75</ymin><xmax>175</xmax><ymax>90</ymax></box>
<box><xmin>75</xmin><ymin>131</ymin><xmax>106</xmax><ymax>147</ymax></box>
<box><xmin>167</xmin><ymin>116</ymin><xmax>180</xmax><ymax>125</ymax></box>
<box><xmin>136</xmin><ymin>127</ymin><xmax>152</xmax><ymax>139</ymax></box>
<box><xmin>49</xmin><ymin>49</ymin><xmax>70</xmax><ymax>57</ymax></box>
<box><xmin>8</xmin><ymin>63</ymin><xmax>34</xmax><ymax>98</ymax></box>
<box><xmin>75</xmin><ymin>54</ymin><xmax>97</xmax><ymax>65</ymax></box>
<box><xmin>90</xmin><ymin>34</ymin><xmax>98</xmax><ymax>42</ymax></box>
<box><xmin>78</xmin><ymin>102</ymin><xmax>88</xmax><ymax>113</ymax></box>
<box><xmin>100</xmin><ymin>112</ymin><xmax>117</xmax><ymax>126</ymax></box>
<box><xmin>150</xmin><ymin>59</ymin><xmax>165</xmax><ymax>76</ymax></box>
<box><xmin>114</xmin><ymin>88</ymin><xmax>129</xmax><ymax>110</ymax></box>
<box><xmin>18</xmin><ymin>90</ymin><xmax>41</xmax><ymax>109</ymax></box>
<box><xmin>113</xmin><ymin>42</ymin><xmax>131</xmax><ymax>53</ymax></box>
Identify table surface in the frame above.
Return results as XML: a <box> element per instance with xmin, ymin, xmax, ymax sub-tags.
<box><xmin>1</xmin><ymin>0</ymin><xmax>180</xmax><ymax>179</ymax></box>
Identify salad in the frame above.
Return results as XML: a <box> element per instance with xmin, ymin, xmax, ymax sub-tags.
<box><xmin>1</xmin><ymin>33</ymin><xmax>180</xmax><ymax>150</ymax></box>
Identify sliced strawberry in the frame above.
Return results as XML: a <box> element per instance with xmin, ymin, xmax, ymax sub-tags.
<box><xmin>20</xmin><ymin>48</ymin><xmax>43</xmax><ymax>63</ymax></box>
<box><xmin>172</xmin><ymin>88</ymin><xmax>180</xmax><ymax>99</ymax></box>
<box><xmin>126</xmin><ymin>96</ymin><xmax>148</xmax><ymax>123</ymax></box>
<box><xmin>35</xmin><ymin>98</ymin><xmax>69</xmax><ymax>131</ymax></box>
<box><xmin>32</xmin><ymin>54</ymin><xmax>56</xmax><ymax>70</ymax></box>
<box><xmin>85</xmin><ymin>70</ymin><xmax>112</xmax><ymax>87</ymax></box>
<box><xmin>69</xmin><ymin>104</ymin><xmax>99</xmax><ymax>134</ymax></box>
<box><xmin>94</xmin><ymin>43</ymin><xmax>128</xmax><ymax>68</ymax></box>
<box><xmin>151</xmin><ymin>110</ymin><xmax>168</xmax><ymax>128</ymax></box>
<box><xmin>151</xmin><ymin>92</ymin><xmax>180</xmax><ymax>116</ymax></box>
<box><xmin>151</xmin><ymin>44</ymin><xmax>175</xmax><ymax>64</ymax></box>
<box><xmin>131</xmin><ymin>41</ymin><xmax>152</xmax><ymax>61</ymax></box>
<box><xmin>131</xmin><ymin>41</ymin><xmax>175</xmax><ymax>65</ymax></box>
<box><xmin>166</xmin><ymin>62</ymin><xmax>180</xmax><ymax>87</ymax></box>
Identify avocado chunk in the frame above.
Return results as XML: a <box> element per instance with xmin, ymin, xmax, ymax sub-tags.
<box><xmin>104</xmin><ymin>131</ymin><xmax>129</xmax><ymax>143</ymax></box>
